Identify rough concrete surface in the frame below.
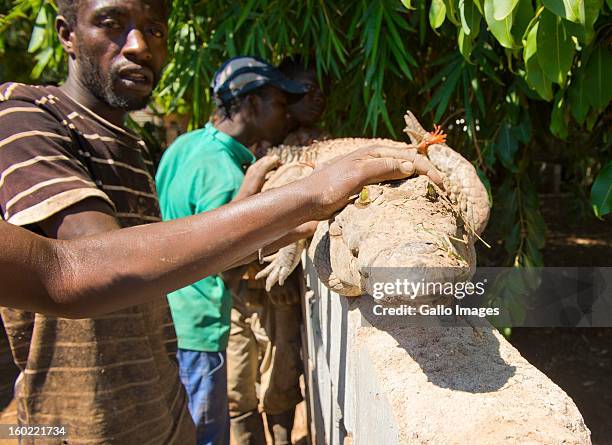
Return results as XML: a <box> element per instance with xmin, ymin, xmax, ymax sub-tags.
<box><xmin>353</xmin><ymin>298</ymin><xmax>591</xmax><ymax>445</ymax></box>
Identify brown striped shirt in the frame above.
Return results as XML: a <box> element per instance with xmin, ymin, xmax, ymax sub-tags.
<box><xmin>0</xmin><ymin>83</ymin><xmax>194</xmax><ymax>444</ymax></box>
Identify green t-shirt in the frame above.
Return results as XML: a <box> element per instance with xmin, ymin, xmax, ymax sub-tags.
<box><xmin>155</xmin><ymin>123</ymin><xmax>255</xmax><ymax>352</ymax></box>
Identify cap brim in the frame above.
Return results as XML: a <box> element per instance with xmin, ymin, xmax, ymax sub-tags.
<box><xmin>269</xmin><ymin>78</ymin><xmax>309</xmax><ymax>96</ymax></box>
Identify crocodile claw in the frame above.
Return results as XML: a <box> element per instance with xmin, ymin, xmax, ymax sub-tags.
<box><xmin>255</xmin><ymin>240</ymin><xmax>307</xmax><ymax>291</ymax></box>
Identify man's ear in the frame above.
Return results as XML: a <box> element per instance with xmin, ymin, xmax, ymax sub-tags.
<box><xmin>244</xmin><ymin>94</ymin><xmax>261</xmax><ymax>120</ymax></box>
<box><xmin>56</xmin><ymin>16</ymin><xmax>76</xmax><ymax>58</ymax></box>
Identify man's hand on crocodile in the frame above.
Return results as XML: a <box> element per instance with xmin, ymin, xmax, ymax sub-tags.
<box><xmin>234</xmin><ymin>154</ymin><xmax>280</xmax><ymax>201</ymax></box>
<box><xmin>307</xmin><ymin>144</ymin><xmax>444</xmax><ymax>218</ymax></box>
<box><xmin>253</xmin><ymin>111</ymin><xmax>490</xmax><ymax>295</ymax></box>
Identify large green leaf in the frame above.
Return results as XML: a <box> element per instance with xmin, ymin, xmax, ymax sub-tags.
<box><xmin>585</xmin><ymin>107</ymin><xmax>600</xmax><ymax>131</ymax></box>
<box><xmin>583</xmin><ymin>45</ymin><xmax>612</xmax><ymax>110</ymax></box>
<box><xmin>512</xmin><ymin>111</ymin><xmax>532</xmax><ymax>143</ymax></box>
<box><xmin>511</xmin><ymin>0</ymin><xmax>534</xmax><ymax>42</ymax></box>
<box><xmin>496</xmin><ymin>123</ymin><xmax>519</xmax><ymax>170</ymax></box>
<box><xmin>537</xmin><ymin>9</ymin><xmax>575</xmax><ymax>85</ymax></box>
<box><xmin>582</xmin><ymin>0</ymin><xmax>603</xmax><ymax>43</ymax></box>
<box><xmin>542</xmin><ymin>0</ymin><xmax>585</xmax><ymax>23</ymax></box>
<box><xmin>28</xmin><ymin>25</ymin><xmax>45</xmax><ymax>54</ymax></box>
<box><xmin>27</xmin><ymin>7</ymin><xmax>47</xmax><ymax>53</ymax></box>
<box><xmin>550</xmin><ymin>90</ymin><xmax>569</xmax><ymax>138</ymax></box>
<box><xmin>591</xmin><ymin>161</ymin><xmax>612</xmax><ymax>217</ymax></box>
<box><xmin>524</xmin><ymin>23</ymin><xmax>553</xmax><ymax>100</ymax></box>
<box><xmin>444</xmin><ymin>0</ymin><xmax>461</xmax><ymax>25</ymax></box>
<box><xmin>31</xmin><ymin>46</ymin><xmax>53</xmax><ymax>79</ymax></box>
<box><xmin>495</xmin><ymin>179</ymin><xmax>519</xmax><ymax>232</ymax></box>
<box><xmin>493</xmin><ymin>0</ymin><xmax>519</xmax><ymax>20</ymax></box>
<box><xmin>505</xmin><ymin>222</ymin><xmax>521</xmax><ymax>254</ymax></box>
<box><xmin>484</xmin><ymin>0</ymin><xmax>516</xmax><ymax>48</ymax></box>
<box><xmin>401</xmin><ymin>0</ymin><xmax>415</xmax><ymax>9</ymax></box>
<box><xmin>458</xmin><ymin>28</ymin><xmax>473</xmax><ymax>60</ymax></box>
<box><xmin>523</xmin><ymin>20</ymin><xmax>539</xmax><ymax>60</ymax></box>
<box><xmin>459</xmin><ymin>0</ymin><xmax>481</xmax><ymax>36</ymax></box>
<box><xmin>525</xmin><ymin>208</ymin><xmax>547</xmax><ymax>248</ymax></box>
<box><xmin>429</xmin><ymin>0</ymin><xmax>446</xmax><ymax>29</ymax></box>
<box><xmin>563</xmin><ymin>0</ymin><xmax>602</xmax><ymax>44</ymax></box>
<box><xmin>567</xmin><ymin>65</ymin><xmax>590</xmax><ymax>123</ymax></box>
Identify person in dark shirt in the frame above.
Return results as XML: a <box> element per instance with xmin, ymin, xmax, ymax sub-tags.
<box><xmin>279</xmin><ymin>57</ymin><xmax>329</xmax><ymax>146</ymax></box>
<box><xmin>225</xmin><ymin>56</ymin><xmax>330</xmax><ymax>445</ymax></box>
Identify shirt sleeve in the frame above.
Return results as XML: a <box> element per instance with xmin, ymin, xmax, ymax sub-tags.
<box><xmin>189</xmin><ymin>153</ymin><xmax>242</xmax><ymax>215</ymax></box>
<box><xmin>193</xmin><ymin>188</ymin><xmax>236</xmax><ymax>215</ymax></box>
<box><xmin>0</xmin><ymin>100</ymin><xmax>115</xmax><ymax>226</ymax></box>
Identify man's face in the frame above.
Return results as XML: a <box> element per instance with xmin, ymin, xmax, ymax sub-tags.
<box><xmin>72</xmin><ymin>0</ymin><xmax>168</xmax><ymax>110</ymax></box>
<box><xmin>287</xmin><ymin>70</ymin><xmax>326</xmax><ymax>127</ymax></box>
<box><xmin>251</xmin><ymin>87</ymin><xmax>291</xmax><ymax>146</ymax></box>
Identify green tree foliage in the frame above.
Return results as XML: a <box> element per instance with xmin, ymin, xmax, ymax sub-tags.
<box><xmin>1</xmin><ymin>0</ymin><xmax>610</xmax><ymax>267</ymax></box>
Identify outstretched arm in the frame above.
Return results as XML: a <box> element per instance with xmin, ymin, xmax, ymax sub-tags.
<box><xmin>0</xmin><ymin>144</ymin><xmax>438</xmax><ymax>318</ymax></box>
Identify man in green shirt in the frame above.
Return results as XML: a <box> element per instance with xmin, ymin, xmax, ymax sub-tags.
<box><xmin>155</xmin><ymin>56</ymin><xmax>309</xmax><ymax>445</ymax></box>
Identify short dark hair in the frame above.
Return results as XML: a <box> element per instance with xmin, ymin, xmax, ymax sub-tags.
<box><xmin>56</xmin><ymin>0</ymin><xmax>169</xmax><ymax>27</ymax></box>
<box><xmin>56</xmin><ymin>0</ymin><xmax>79</xmax><ymax>27</ymax></box>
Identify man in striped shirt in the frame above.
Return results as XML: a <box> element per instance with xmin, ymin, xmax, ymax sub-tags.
<box><xmin>0</xmin><ymin>0</ymin><xmax>446</xmax><ymax>442</ymax></box>
<box><xmin>0</xmin><ymin>0</ymin><xmax>195</xmax><ymax>442</ymax></box>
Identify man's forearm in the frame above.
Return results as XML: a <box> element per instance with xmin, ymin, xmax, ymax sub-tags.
<box><xmin>48</xmin><ymin>178</ymin><xmax>321</xmax><ymax>316</ymax></box>
<box><xmin>2</xmin><ymin>143</ymin><xmax>424</xmax><ymax>317</ymax></box>
<box><xmin>227</xmin><ymin>220</ymin><xmax>318</xmax><ymax>268</ymax></box>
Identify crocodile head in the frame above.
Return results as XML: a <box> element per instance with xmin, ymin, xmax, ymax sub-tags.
<box><xmin>308</xmin><ymin>175</ymin><xmax>478</xmax><ymax>303</ymax></box>
<box><xmin>262</xmin><ymin>111</ymin><xmax>491</xmax><ymax>303</ymax></box>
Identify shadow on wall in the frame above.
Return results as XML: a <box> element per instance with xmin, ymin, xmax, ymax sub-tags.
<box><xmin>357</xmin><ymin>297</ymin><xmax>516</xmax><ymax>393</ymax></box>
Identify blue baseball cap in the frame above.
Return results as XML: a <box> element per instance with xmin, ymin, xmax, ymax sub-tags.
<box><xmin>211</xmin><ymin>56</ymin><xmax>308</xmax><ymax>106</ymax></box>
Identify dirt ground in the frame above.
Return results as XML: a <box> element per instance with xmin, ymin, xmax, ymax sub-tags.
<box><xmin>510</xmin><ymin>327</ymin><xmax>611</xmax><ymax>445</ymax></box>
<box><xmin>0</xmin><ymin>194</ymin><xmax>609</xmax><ymax>444</ymax></box>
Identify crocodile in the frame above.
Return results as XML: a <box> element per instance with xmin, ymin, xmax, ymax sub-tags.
<box><xmin>256</xmin><ymin>111</ymin><xmax>490</xmax><ymax>304</ymax></box>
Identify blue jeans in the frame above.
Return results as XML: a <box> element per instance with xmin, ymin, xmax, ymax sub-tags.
<box><xmin>177</xmin><ymin>349</ymin><xmax>230</xmax><ymax>445</ymax></box>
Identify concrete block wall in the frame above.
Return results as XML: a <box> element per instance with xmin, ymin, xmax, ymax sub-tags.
<box><xmin>301</xmin><ymin>256</ymin><xmax>591</xmax><ymax>445</ymax></box>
